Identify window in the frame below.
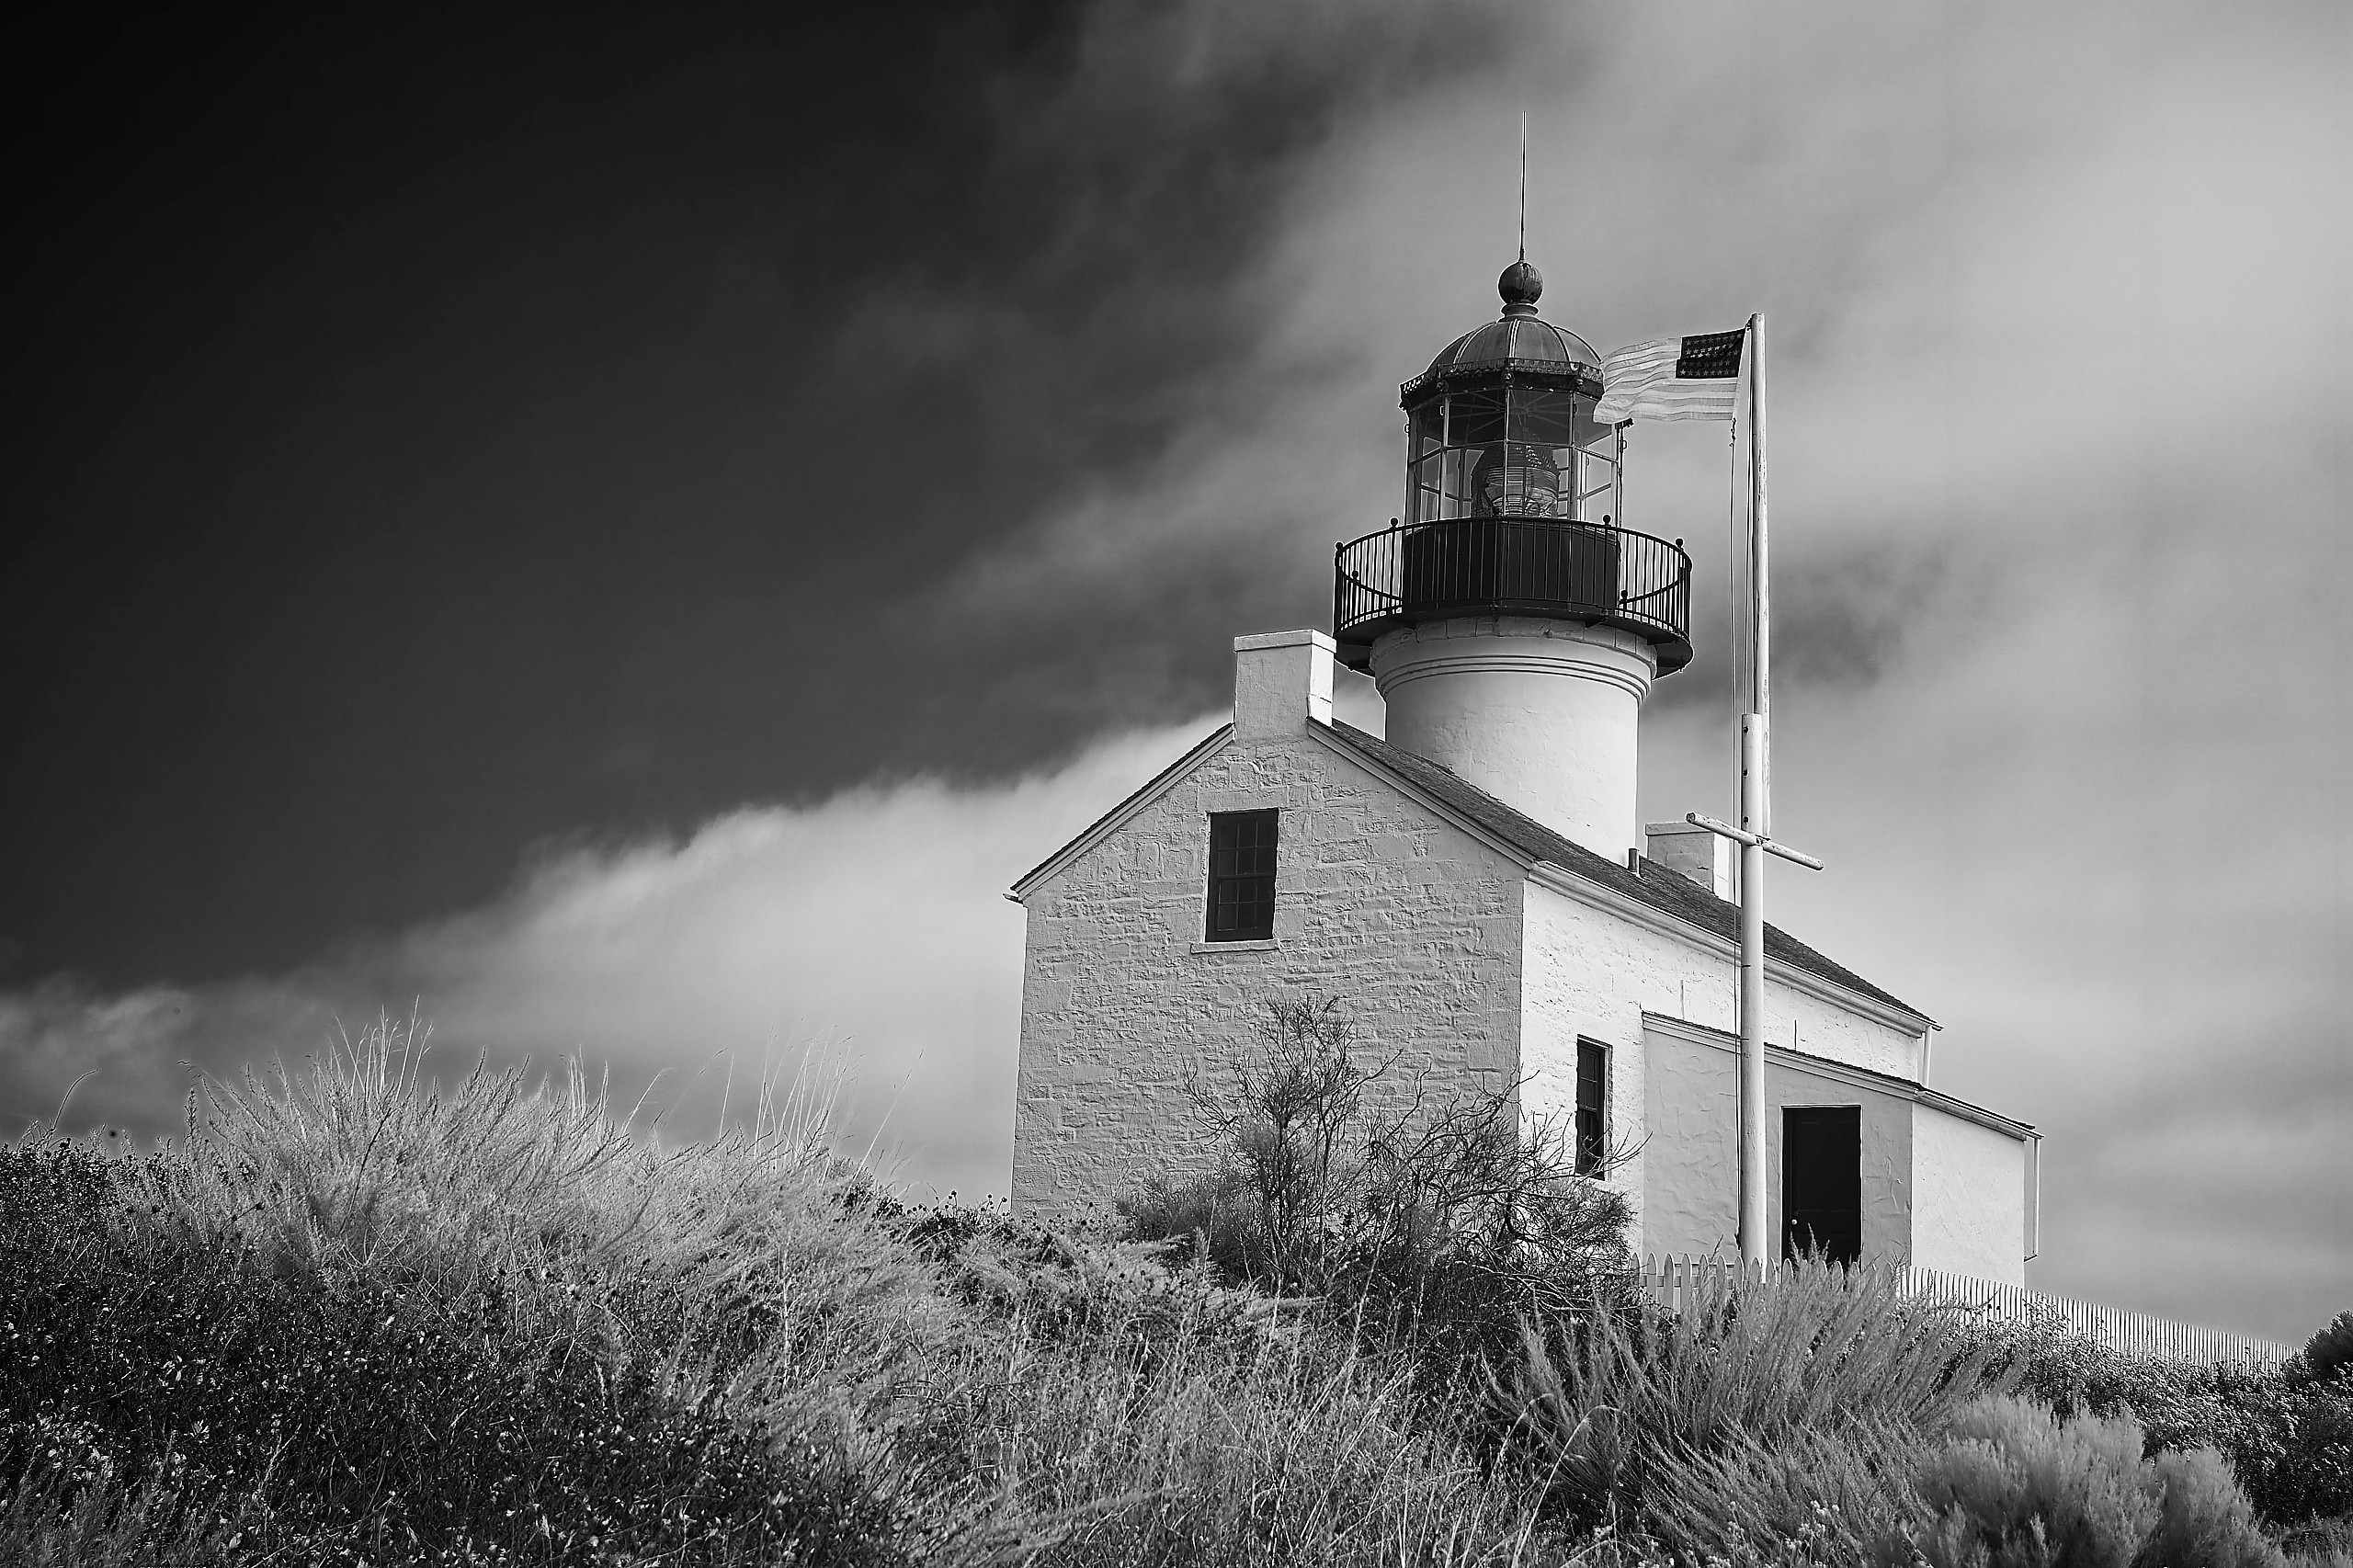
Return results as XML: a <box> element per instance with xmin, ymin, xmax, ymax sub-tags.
<box><xmin>1205</xmin><ymin>809</ymin><xmax>1279</xmax><ymax>942</ymax></box>
<box><xmin>1574</xmin><ymin>1040</ymin><xmax>1608</xmax><ymax>1176</ymax></box>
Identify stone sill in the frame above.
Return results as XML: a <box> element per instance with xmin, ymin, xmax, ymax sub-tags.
<box><xmin>1190</xmin><ymin>938</ymin><xmax>1279</xmax><ymax>954</ymax></box>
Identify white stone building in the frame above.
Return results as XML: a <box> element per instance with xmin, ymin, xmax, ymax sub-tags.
<box><xmin>1007</xmin><ymin>264</ymin><xmax>2039</xmax><ymax>1281</ymax></box>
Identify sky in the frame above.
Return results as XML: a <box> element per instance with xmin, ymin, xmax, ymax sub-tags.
<box><xmin>2</xmin><ymin>2</ymin><xmax>2346</xmax><ymax>1340</ymax></box>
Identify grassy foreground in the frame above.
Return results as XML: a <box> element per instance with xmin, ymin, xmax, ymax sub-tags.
<box><xmin>3</xmin><ymin>1022</ymin><xmax>2348</xmax><ymax>1566</ymax></box>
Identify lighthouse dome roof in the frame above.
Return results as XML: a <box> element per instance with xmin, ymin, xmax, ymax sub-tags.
<box><xmin>1404</xmin><ymin>261</ymin><xmax>1601</xmax><ymax>400</ymax></box>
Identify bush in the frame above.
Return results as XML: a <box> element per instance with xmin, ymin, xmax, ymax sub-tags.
<box><xmin>1640</xmin><ymin>1415</ymin><xmax>1927</xmax><ymax>1565</ymax></box>
<box><xmin>1914</xmin><ymin>1395</ymin><xmax>2283</xmax><ymax>1568</ymax></box>
<box><xmin>2297</xmin><ymin>1312</ymin><xmax>2353</xmax><ymax>1386</ymax></box>
<box><xmin>2225</xmin><ymin>1381</ymin><xmax>2353</xmax><ymax>1527</ymax></box>
<box><xmin>1499</xmin><ymin>1256</ymin><xmax>2011</xmax><ymax>1534</ymax></box>
<box><xmin>2144</xmin><ymin>1447</ymin><xmax>2290</xmax><ymax>1568</ymax></box>
<box><xmin>1126</xmin><ymin>996</ymin><xmax>1636</xmax><ymax>1381</ymax></box>
<box><xmin>1118</xmin><ymin>1165</ymin><xmax>1263</xmax><ymax>1284</ymax></box>
<box><xmin>1333</xmin><ymin>1083</ymin><xmax>1636</xmax><ymax>1371</ymax></box>
<box><xmin>1974</xmin><ymin>1306</ymin><xmax>2353</xmax><ymax>1528</ymax></box>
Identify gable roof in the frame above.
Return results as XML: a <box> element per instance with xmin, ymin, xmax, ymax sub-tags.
<box><xmin>1316</xmin><ymin>721</ymin><xmax>1928</xmax><ymax>1024</ymax></box>
<box><xmin>1005</xmin><ymin>713</ymin><xmax>1927</xmax><ymax>1028</ymax></box>
<box><xmin>1008</xmin><ymin>723</ymin><xmax>1233</xmax><ymax>899</ymax></box>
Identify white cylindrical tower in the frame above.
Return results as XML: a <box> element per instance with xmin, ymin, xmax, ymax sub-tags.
<box><xmin>1333</xmin><ymin>260</ymin><xmax>1692</xmax><ymax>857</ymax></box>
<box><xmin>1373</xmin><ymin>615</ymin><xmax>1655</xmax><ymax>859</ymax></box>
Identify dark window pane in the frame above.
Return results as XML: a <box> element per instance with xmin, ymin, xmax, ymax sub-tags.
<box><xmin>1575</xmin><ymin>1040</ymin><xmax>1608</xmax><ymax>1176</ymax></box>
<box><xmin>1206</xmin><ymin>810</ymin><xmax>1279</xmax><ymax>942</ymax></box>
<box><xmin>1448</xmin><ymin>389</ymin><xmax>1506</xmax><ymax>447</ymax></box>
<box><xmin>1508</xmin><ymin>386</ymin><xmax>1577</xmax><ymax>448</ymax></box>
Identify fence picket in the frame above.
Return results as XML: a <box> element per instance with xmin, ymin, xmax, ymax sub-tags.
<box><xmin>1643</xmin><ymin>1256</ymin><xmax>2293</xmax><ymax>1369</ymax></box>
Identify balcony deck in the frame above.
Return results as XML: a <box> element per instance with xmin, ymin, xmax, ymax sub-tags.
<box><xmin>1333</xmin><ymin>517</ymin><xmax>1693</xmax><ymax>674</ymax></box>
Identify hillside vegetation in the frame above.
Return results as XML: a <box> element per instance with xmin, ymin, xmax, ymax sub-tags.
<box><xmin>3</xmin><ymin>1016</ymin><xmax>2348</xmax><ymax>1566</ymax></box>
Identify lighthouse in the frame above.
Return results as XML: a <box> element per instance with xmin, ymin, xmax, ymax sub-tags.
<box><xmin>1006</xmin><ymin>256</ymin><xmax>2038</xmax><ymax>1286</ymax></box>
<box><xmin>1333</xmin><ymin>260</ymin><xmax>1691</xmax><ymax>861</ymax></box>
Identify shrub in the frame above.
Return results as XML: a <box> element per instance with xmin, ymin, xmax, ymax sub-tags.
<box><xmin>1332</xmin><ymin>1084</ymin><xmax>1636</xmax><ymax>1372</ymax></box>
<box><xmin>2296</xmin><ymin>1312</ymin><xmax>2353</xmax><ymax>1386</ymax></box>
<box><xmin>1640</xmin><ymin>1415</ymin><xmax>1927</xmax><ymax>1565</ymax></box>
<box><xmin>1499</xmin><ymin>1256</ymin><xmax>2010</xmax><ymax>1532</ymax></box>
<box><xmin>1130</xmin><ymin>995</ymin><xmax>1636</xmax><ymax>1381</ymax></box>
<box><xmin>1169</xmin><ymin>996</ymin><xmax>1399</xmax><ymax>1290</ymax></box>
<box><xmin>1913</xmin><ymin>1395</ymin><xmax>2284</xmax><ymax>1568</ymax></box>
<box><xmin>1971</xmin><ymin>1307</ymin><xmax>2353</xmax><ymax>1528</ymax></box>
<box><xmin>1915</xmin><ymin>1396</ymin><xmax>2156</xmax><ymax>1567</ymax></box>
<box><xmin>1118</xmin><ymin>1165</ymin><xmax>1262</xmax><ymax>1283</ymax></box>
<box><xmin>2143</xmin><ymin>1446</ymin><xmax>2289</xmax><ymax>1568</ymax></box>
<box><xmin>2225</xmin><ymin>1380</ymin><xmax>2353</xmax><ymax>1527</ymax></box>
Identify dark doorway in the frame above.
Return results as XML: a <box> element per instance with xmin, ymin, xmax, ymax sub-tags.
<box><xmin>1782</xmin><ymin>1107</ymin><xmax>1862</xmax><ymax>1265</ymax></box>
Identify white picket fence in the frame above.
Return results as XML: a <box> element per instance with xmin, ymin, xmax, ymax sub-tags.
<box><xmin>1639</xmin><ymin>1256</ymin><xmax>2297</xmax><ymax>1369</ymax></box>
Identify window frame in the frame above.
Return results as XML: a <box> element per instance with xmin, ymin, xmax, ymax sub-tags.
<box><xmin>1203</xmin><ymin>808</ymin><xmax>1279</xmax><ymax>944</ymax></box>
<box><xmin>1574</xmin><ymin>1038</ymin><xmax>1609</xmax><ymax>1176</ymax></box>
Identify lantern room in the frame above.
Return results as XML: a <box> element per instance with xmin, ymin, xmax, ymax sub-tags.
<box><xmin>1334</xmin><ymin>261</ymin><xmax>1694</xmax><ymax>678</ymax></box>
<box><xmin>1403</xmin><ymin>259</ymin><xmax>1620</xmax><ymax>525</ymax></box>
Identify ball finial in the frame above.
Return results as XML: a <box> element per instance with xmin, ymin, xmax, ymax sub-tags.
<box><xmin>1498</xmin><ymin>259</ymin><xmax>1543</xmax><ymax>312</ymax></box>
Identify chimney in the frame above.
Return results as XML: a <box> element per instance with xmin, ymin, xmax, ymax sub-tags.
<box><xmin>1644</xmin><ymin>819</ymin><xmax>1737</xmax><ymax>902</ymax></box>
<box><xmin>1233</xmin><ymin>631</ymin><xmax>1335</xmax><ymax>741</ymax></box>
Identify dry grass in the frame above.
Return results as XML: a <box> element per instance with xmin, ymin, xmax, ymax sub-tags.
<box><xmin>8</xmin><ymin>1017</ymin><xmax>2339</xmax><ymax>1567</ymax></box>
<box><xmin>8</xmin><ymin>1019</ymin><xmax>1603</xmax><ymax>1566</ymax></box>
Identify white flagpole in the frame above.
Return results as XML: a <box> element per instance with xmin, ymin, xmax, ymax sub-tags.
<box><xmin>1738</xmin><ymin>311</ymin><xmax>1770</xmax><ymax>1278</ymax></box>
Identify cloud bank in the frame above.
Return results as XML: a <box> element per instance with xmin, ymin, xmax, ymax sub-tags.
<box><xmin>1</xmin><ymin>721</ymin><xmax>1212</xmax><ymax>1203</ymax></box>
<box><xmin>4</xmin><ymin>2</ymin><xmax>2346</xmax><ymax>1340</ymax></box>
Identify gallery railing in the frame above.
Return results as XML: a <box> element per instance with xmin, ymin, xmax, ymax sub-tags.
<box><xmin>1333</xmin><ymin>517</ymin><xmax>1693</xmax><ymax>672</ymax></box>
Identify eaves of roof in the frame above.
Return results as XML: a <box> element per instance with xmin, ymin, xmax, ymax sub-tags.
<box><xmin>1640</xmin><ymin>1011</ymin><xmax>2031</xmax><ymax>1141</ymax></box>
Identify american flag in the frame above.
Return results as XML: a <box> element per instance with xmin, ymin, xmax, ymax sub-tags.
<box><xmin>1592</xmin><ymin>328</ymin><xmax>1746</xmax><ymax>424</ymax></box>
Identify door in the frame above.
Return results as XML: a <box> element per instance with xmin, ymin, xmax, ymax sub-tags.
<box><xmin>1782</xmin><ymin>1106</ymin><xmax>1862</xmax><ymax>1265</ymax></box>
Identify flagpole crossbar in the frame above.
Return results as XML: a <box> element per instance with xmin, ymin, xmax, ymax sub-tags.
<box><xmin>1682</xmin><ymin>811</ymin><xmax>1824</xmax><ymax>871</ymax></box>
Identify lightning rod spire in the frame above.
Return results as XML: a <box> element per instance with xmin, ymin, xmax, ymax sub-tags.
<box><xmin>1518</xmin><ymin>111</ymin><xmax>1528</xmax><ymax>262</ymax></box>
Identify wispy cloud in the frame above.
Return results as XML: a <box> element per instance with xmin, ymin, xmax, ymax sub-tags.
<box><xmin>1</xmin><ymin>720</ymin><xmax>1216</xmax><ymax>1201</ymax></box>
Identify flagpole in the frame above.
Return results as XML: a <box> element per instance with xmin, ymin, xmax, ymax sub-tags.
<box><xmin>1738</xmin><ymin>310</ymin><xmax>1770</xmax><ymax>1278</ymax></box>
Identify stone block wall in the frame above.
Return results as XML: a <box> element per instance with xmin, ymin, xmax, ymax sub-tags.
<box><xmin>1011</xmin><ymin>725</ymin><xmax>1528</xmax><ymax>1220</ymax></box>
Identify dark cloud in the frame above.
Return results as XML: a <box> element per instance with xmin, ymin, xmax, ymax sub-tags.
<box><xmin>0</xmin><ymin>2</ymin><xmax>1509</xmax><ymax>989</ymax></box>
